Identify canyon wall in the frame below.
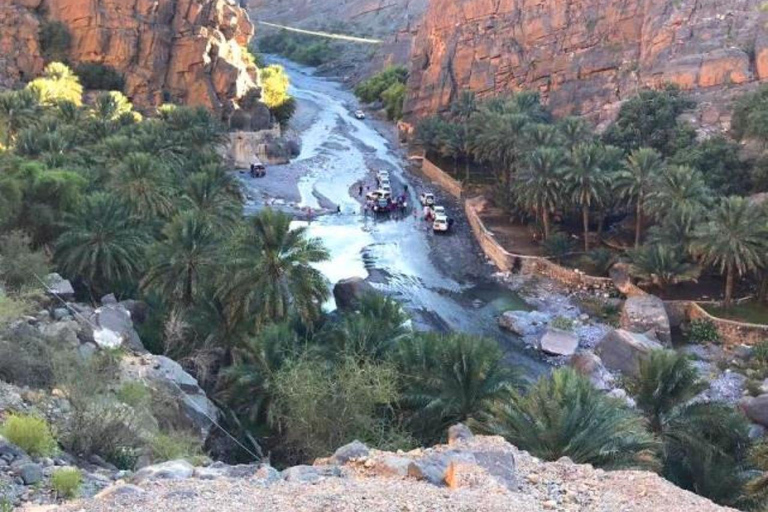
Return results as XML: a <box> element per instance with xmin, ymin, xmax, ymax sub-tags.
<box><xmin>248</xmin><ymin>0</ymin><xmax>428</xmax><ymax>80</ymax></box>
<box><xmin>404</xmin><ymin>0</ymin><xmax>768</xmax><ymax>129</ymax></box>
<box><xmin>1</xmin><ymin>0</ymin><xmax>260</xmax><ymax>116</ymax></box>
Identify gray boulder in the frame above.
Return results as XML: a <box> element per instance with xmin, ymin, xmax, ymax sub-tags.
<box><xmin>282</xmin><ymin>465</ymin><xmax>341</xmax><ymax>483</ymax></box>
<box><xmin>40</xmin><ymin>320</ymin><xmax>81</xmax><ymax>346</ymax></box>
<box><xmin>595</xmin><ymin>329</ymin><xmax>663</xmax><ymax>377</ymax></box>
<box><xmin>538</xmin><ymin>328</ymin><xmax>578</xmax><ymax>356</ymax></box>
<box><xmin>568</xmin><ymin>352</ymin><xmax>613</xmax><ymax>390</ymax></box>
<box><xmin>253</xmin><ymin>464</ymin><xmax>282</xmax><ymax>484</ymax></box>
<box><xmin>498</xmin><ymin>310</ymin><xmax>549</xmax><ymax>337</ymax></box>
<box><xmin>620</xmin><ymin>295</ymin><xmax>671</xmax><ymax>345</ymax></box>
<box><xmin>133</xmin><ymin>460</ymin><xmax>195</xmax><ymax>482</ymax></box>
<box><xmin>90</xmin><ymin>304</ymin><xmax>145</xmax><ymax>352</ymax></box>
<box><xmin>331</xmin><ymin>440</ymin><xmax>369</xmax><ymax>464</ymax></box>
<box><xmin>370</xmin><ymin>455</ymin><xmax>411</xmax><ymax>477</ymax></box>
<box><xmin>44</xmin><ymin>273</ymin><xmax>74</xmax><ymax>299</ymax></box>
<box><xmin>17</xmin><ymin>462</ymin><xmax>43</xmax><ymax>485</ymax></box>
<box><xmin>333</xmin><ymin>277</ymin><xmax>376</xmax><ymax>311</ymax></box>
<box><xmin>447</xmin><ymin>423</ymin><xmax>474</xmax><ymax>445</ymax></box>
<box><xmin>120</xmin><ymin>354</ymin><xmax>219</xmax><ymax>441</ymax></box>
<box><xmin>742</xmin><ymin>394</ymin><xmax>768</xmax><ymax>427</ymax></box>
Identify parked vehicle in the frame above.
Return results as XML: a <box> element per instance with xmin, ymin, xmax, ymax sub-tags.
<box><xmin>420</xmin><ymin>192</ymin><xmax>435</xmax><ymax>206</ymax></box>
<box><xmin>381</xmin><ymin>184</ymin><xmax>392</xmax><ymax>196</ymax></box>
<box><xmin>250</xmin><ymin>162</ymin><xmax>266</xmax><ymax>178</ymax></box>
<box><xmin>433</xmin><ymin>215</ymin><xmax>449</xmax><ymax>233</ymax></box>
<box><xmin>377</xmin><ymin>170</ymin><xmax>390</xmax><ymax>181</ymax></box>
<box><xmin>366</xmin><ymin>189</ymin><xmax>391</xmax><ymax>201</ymax></box>
<box><xmin>373</xmin><ymin>198</ymin><xmax>390</xmax><ymax>213</ymax></box>
<box><xmin>432</xmin><ymin>205</ymin><xmax>446</xmax><ymax>217</ymax></box>
<box><xmin>354</xmin><ymin>110</ymin><xmax>366</xmax><ymax>120</ymax></box>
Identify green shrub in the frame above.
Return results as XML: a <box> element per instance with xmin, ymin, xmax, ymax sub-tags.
<box><xmin>687</xmin><ymin>318</ymin><xmax>720</xmax><ymax>344</ymax></box>
<box><xmin>0</xmin><ymin>414</ymin><xmax>58</xmax><ymax>457</ymax></box>
<box><xmin>550</xmin><ymin>316</ymin><xmax>575</xmax><ymax>331</ymax></box>
<box><xmin>51</xmin><ymin>468</ymin><xmax>82</xmax><ymax>499</ymax></box>
<box><xmin>0</xmin><ymin>231</ymin><xmax>51</xmax><ymax>292</ymax></box>
<box><xmin>149</xmin><ymin>431</ymin><xmax>203</xmax><ymax>463</ymax></box>
<box><xmin>115</xmin><ymin>382</ymin><xmax>152</xmax><ymax>409</ymax></box>
<box><xmin>39</xmin><ymin>21</ymin><xmax>71</xmax><ymax>62</ymax></box>
<box><xmin>753</xmin><ymin>340</ymin><xmax>768</xmax><ymax>364</ymax></box>
<box><xmin>0</xmin><ymin>291</ymin><xmax>32</xmax><ymax>327</ymax></box>
<box><xmin>354</xmin><ymin>66</ymin><xmax>408</xmax><ymax>104</ymax></box>
<box><xmin>74</xmin><ymin>62</ymin><xmax>125</xmax><ymax>91</ymax></box>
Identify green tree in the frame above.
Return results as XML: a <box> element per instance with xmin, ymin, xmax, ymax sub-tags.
<box><xmin>181</xmin><ymin>167</ymin><xmax>242</xmax><ymax>231</ymax></box>
<box><xmin>563</xmin><ymin>143</ymin><xmax>610</xmax><ymax>251</ymax></box>
<box><xmin>27</xmin><ymin>62</ymin><xmax>84</xmax><ymax>106</ymax></box>
<box><xmin>482</xmin><ymin>368</ymin><xmax>657</xmax><ymax>469</ymax></box>
<box><xmin>0</xmin><ymin>231</ymin><xmax>51</xmax><ymax>292</ymax></box>
<box><xmin>647</xmin><ymin>165</ymin><xmax>710</xmax><ymax>222</ymax></box>
<box><xmin>627</xmin><ymin>350</ymin><xmax>752</xmax><ymax>506</ymax></box>
<box><xmin>691</xmin><ymin>196</ymin><xmax>768</xmax><ymax>307</ymax></box>
<box><xmin>142</xmin><ymin>213</ymin><xmax>220</xmax><ymax>307</ymax></box>
<box><xmin>628</xmin><ymin>244</ymin><xmax>700</xmax><ymax>292</ymax></box>
<box><xmin>513</xmin><ymin>147</ymin><xmax>565</xmax><ymax>239</ymax></box>
<box><xmin>0</xmin><ymin>89</ymin><xmax>41</xmax><ymax>147</ymax></box>
<box><xmin>603</xmin><ymin>85</ymin><xmax>696</xmax><ymax>156</ymax></box>
<box><xmin>109</xmin><ymin>152</ymin><xmax>175</xmax><ymax>220</ymax></box>
<box><xmin>671</xmin><ymin>136</ymin><xmax>751</xmax><ymax>196</ymax></box>
<box><xmin>615</xmin><ymin>148</ymin><xmax>663</xmax><ymax>247</ymax></box>
<box><xmin>55</xmin><ymin>193</ymin><xmax>150</xmax><ymax>296</ymax></box>
<box><xmin>396</xmin><ymin>332</ymin><xmax>518</xmax><ymax>442</ymax></box>
<box><xmin>219</xmin><ymin>208</ymin><xmax>329</xmax><ymax>328</ymax></box>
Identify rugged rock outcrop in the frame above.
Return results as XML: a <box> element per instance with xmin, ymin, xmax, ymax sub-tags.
<box><xmin>596</xmin><ymin>328</ymin><xmax>664</xmax><ymax>377</ymax></box>
<box><xmin>1</xmin><ymin>0</ymin><xmax>261</xmax><ymax>117</ymax></box>
<box><xmin>405</xmin><ymin>0</ymin><xmax>768</xmax><ymax>129</ymax></box>
<box><xmin>620</xmin><ymin>294</ymin><xmax>672</xmax><ymax>345</ymax></box>
<box><xmin>53</xmin><ymin>427</ymin><xmax>734</xmax><ymax>512</ymax></box>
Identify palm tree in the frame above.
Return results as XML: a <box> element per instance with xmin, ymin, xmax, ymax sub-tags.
<box><xmin>181</xmin><ymin>167</ymin><xmax>242</xmax><ymax>231</ymax></box>
<box><xmin>219</xmin><ymin>208</ymin><xmax>329</xmax><ymax>328</ymax></box>
<box><xmin>513</xmin><ymin>147</ymin><xmax>565</xmax><ymax>239</ymax></box>
<box><xmin>110</xmin><ymin>152</ymin><xmax>176</xmax><ymax>220</ymax></box>
<box><xmin>323</xmin><ymin>294</ymin><xmax>410</xmax><ymax>361</ymax></box>
<box><xmin>691</xmin><ymin>196</ymin><xmax>768</xmax><ymax>307</ymax></box>
<box><xmin>0</xmin><ymin>89</ymin><xmax>41</xmax><ymax>147</ymax></box>
<box><xmin>646</xmin><ymin>208</ymin><xmax>701</xmax><ymax>255</ymax></box>
<box><xmin>627</xmin><ymin>350</ymin><xmax>752</xmax><ymax>506</ymax></box>
<box><xmin>142</xmin><ymin>213</ymin><xmax>221</xmax><ymax>307</ymax></box>
<box><xmin>558</xmin><ymin>116</ymin><xmax>592</xmax><ymax>150</ymax></box>
<box><xmin>563</xmin><ymin>143</ymin><xmax>610</xmax><ymax>251</ymax></box>
<box><xmin>647</xmin><ymin>165</ymin><xmax>710</xmax><ymax>223</ymax></box>
<box><xmin>481</xmin><ymin>368</ymin><xmax>657</xmax><ymax>469</ymax></box>
<box><xmin>219</xmin><ymin>322</ymin><xmax>305</xmax><ymax>428</ymax></box>
<box><xmin>396</xmin><ymin>332</ymin><xmax>518</xmax><ymax>442</ymax></box>
<box><xmin>471</xmin><ymin>111</ymin><xmax>529</xmax><ymax>191</ymax></box>
<box><xmin>54</xmin><ymin>192</ymin><xmax>151</xmax><ymax>295</ymax></box>
<box><xmin>27</xmin><ymin>62</ymin><xmax>84</xmax><ymax>106</ymax></box>
<box><xmin>450</xmin><ymin>90</ymin><xmax>478</xmax><ymax>179</ymax></box>
<box><xmin>614</xmin><ymin>147</ymin><xmax>663</xmax><ymax>247</ymax></box>
<box><xmin>628</xmin><ymin>244</ymin><xmax>700</xmax><ymax>292</ymax></box>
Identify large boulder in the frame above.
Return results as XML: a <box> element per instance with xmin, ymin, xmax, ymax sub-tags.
<box><xmin>333</xmin><ymin>277</ymin><xmax>376</xmax><ymax>311</ymax></box>
<box><xmin>595</xmin><ymin>329</ymin><xmax>664</xmax><ymax>377</ymax></box>
<box><xmin>120</xmin><ymin>354</ymin><xmax>219</xmax><ymax>441</ymax></box>
<box><xmin>538</xmin><ymin>328</ymin><xmax>578</xmax><ymax>356</ymax></box>
<box><xmin>498</xmin><ymin>310</ymin><xmax>549</xmax><ymax>337</ymax></box>
<box><xmin>78</xmin><ymin>303</ymin><xmax>145</xmax><ymax>352</ymax></box>
<box><xmin>620</xmin><ymin>295</ymin><xmax>671</xmax><ymax>345</ymax></box>
<box><xmin>133</xmin><ymin>460</ymin><xmax>195</xmax><ymax>482</ymax></box>
<box><xmin>568</xmin><ymin>352</ymin><xmax>614</xmax><ymax>390</ymax></box>
<box><xmin>741</xmin><ymin>394</ymin><xmax>768</xmax><ymax>427</ymax></box>
<box><xmin>44</xmin><ymin>273</ymin><xmax>74</xmax><ymax>300</ymax></box>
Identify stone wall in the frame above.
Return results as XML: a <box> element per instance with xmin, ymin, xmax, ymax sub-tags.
<box><xmin>421</xmin><ymin>157</ymin><xmax>464</xmax><ymax>198</ymax></box>
<box><xmin>464</xmin><ymin>195</ymin><xmax>615</xmax><ymax>291</ymax></box>
<box><xmin>664</xmin><ymin>300</ymin><xmax>768</xmax><ymax>347</ymax></box>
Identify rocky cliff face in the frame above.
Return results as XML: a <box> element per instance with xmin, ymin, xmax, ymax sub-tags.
<box><xmin>248</xmin><ymin>0</ymin><xmax>428</xmax><ymax>80</ymax></box>
<box><xmin>1</xmin><ymin>0</ymin><xmax>260</xmax><ymax>116</ymax></box>
<box><xmin>405</xmin><ymin>0</ymin><xmax>768</xmax><ymax>129</ymax></box>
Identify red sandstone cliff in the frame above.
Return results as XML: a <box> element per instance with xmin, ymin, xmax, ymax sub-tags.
<box><xmin>404</xmin><ymin>0</ymin><xmax>768</xmax><ymax>129</ymax></box>
<box><xmin>1</xmin><ymin>0</ymin><xmax>260</xmax><ymax>117</ymax></box>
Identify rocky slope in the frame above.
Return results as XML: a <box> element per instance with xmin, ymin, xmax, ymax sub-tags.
<box><xmin>404</xmin><ymin>0</ymin><xmax>768</xmax><ymax>129</ymax></box>
<box><xmin>43</xmin><ymin>426</ymin><xmax>733</xmax><ymax>512</ymax></box>
<box><xmin>1</xmin><ymin>0</ymin><xmax>260</xmax><ymax>117</ymax></box>
<box><xmin>247</xmin><ymin>0</ymin><xmax>428</xmax><ymax>80</ymax></box>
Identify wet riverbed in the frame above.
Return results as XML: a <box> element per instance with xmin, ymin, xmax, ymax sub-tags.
<box><xmin>239</xmin><ymin>59</ymin><xmax>548</xmax><ymax>378</ymax></box>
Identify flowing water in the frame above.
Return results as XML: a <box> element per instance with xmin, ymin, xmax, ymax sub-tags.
<box><xmin>241</xmin><ymin>59</ymin><xmax>548</xmax><ymax>378</ymax></box>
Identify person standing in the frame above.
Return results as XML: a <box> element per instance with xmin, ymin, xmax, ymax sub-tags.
<box><xmin>358</xmin><ymin>184</ymin><xmax>363</xmax><ymax>196</ymax></box>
